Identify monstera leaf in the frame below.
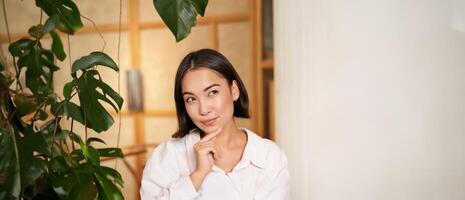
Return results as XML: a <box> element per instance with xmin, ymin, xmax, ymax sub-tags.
<box><xmin>153</xmin><ymin>0</ymin><xmax>208</xmax><ymax>42</ymax></box>
<box><xmin>35</xmin><ymin>0</ymin><xmax>83</xmax><ymax>34</ymax></box>
<box><xmin>9</xmin><ymin>39</ymin><xmax>58</xmax><ymax>98</ymax></box>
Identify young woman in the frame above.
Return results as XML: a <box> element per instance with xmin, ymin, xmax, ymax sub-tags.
<box><xmin>140</xmin><ymin>49</ymin><xmax>289</xmax><ymax>199</ymax></box>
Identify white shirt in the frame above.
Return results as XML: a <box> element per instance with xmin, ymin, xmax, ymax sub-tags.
<box><xmin>140</xmin><ymin>128</ymin><xmax>290</xmax><ymax>200</ymax></box>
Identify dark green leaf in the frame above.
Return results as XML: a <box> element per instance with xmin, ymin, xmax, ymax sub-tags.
<box><xmin>0</xmin><ymin>129</ymin><xmax>21</xmax><ymax>200</ymax></box>
<box><xmin>86</xmin><ymin>146</ymin><xmax>100</xmax><ymax>165</ymax></box>
<box><xmin>71</xmin><ymin>52</ymin><xmax>118</xmax><ymax>76</ymax></box>
<box><xmin>52</xmin><ymin>101</ymin><xmax>86</xmax><ymax>127</ymax></box>
<box><xmin>43</xmin><ymin>14</ymin><xmax>59</xmax><ymax>33</ymax></box>
<box><xmin>13</xmin><ymin>95</ymin><xmax>38</xmax><ymax>117</ymax></box>
<box><xmin>93</xmin><ymin>171</ymin><xmax>123</xmax><ymax>200</ymax></box>
<box><xmin>69</xmin><ymin>172</ymin><xmax>98</xmax><ymax>200</ymax></box>
<box><xmin>98</xmin><ymin>148</ymin><xmax>123</xmax><ymax>158</ymax></box>
<box><xmin>18</xmin><ymin>131</ymin><xmax>50</xmax><ymax>157</ymax></box>
<box><xmin>35</xmin><ymin>0</ymin><xmax>83</xmax><ymax>34</ymax></box>
<box><xmin>8</xmin><ymin>38</ymin><xmax>34</xmax><ymax>57</ymax></box>
<box><xmin>190</xmin><ymin>0</ymin><xmax>208</xmax><ymax>16</ymax></box>
<box><xmin>153</xmin><ymin>0</ymin><xmax>208</xmax><ymax>42</ymax></box>
<box><xmin>86</xmin><ymin>137</ymin><xmax>106</xmax><ymax>146</ymax></box>
<box><xmin>50</xmin><ymin>31</ymin><xmax>66</xmax><ymax>61</ymax></box>
<box><xmin>75</xmin><ymin>70</ymin><xmax>123</xmax><ymax>133</ymax></box>
<box><xmin>51</xmin><ymin>172</ymin><xmax>78</xmax><ymax>199</ymax></box>
<box><xmin>63</xmin><ymin>81</ymin><xmax>74</xmax><ymax>99</ymax></box>
<box><xmin>99</xmin><ymin>166</ymin><xmax>124</xmax><ymax>187</ymax></box>
<box><xmin>33</xmin><ymin>109</ymin><xmax>48</xmax><ymax>121</ymax></box>
<box><xmin>49</xmin><ymin>156</ymin><xmax>69</xmax><ymax>174</ymax></box>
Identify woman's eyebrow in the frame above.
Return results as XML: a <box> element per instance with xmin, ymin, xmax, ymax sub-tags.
<box><xmin>203</xmin><ymin>83</ymin><xmax>220</xmax><ymax>92</ymax></box>
<box><xmin>182</xmin><ymin>83</ymin><xmax>220</xmax><ymax>96</ymax></box>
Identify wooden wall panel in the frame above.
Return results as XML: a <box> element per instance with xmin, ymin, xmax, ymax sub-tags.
<box><xmin>0</xmin><ymin>0</ymin><xmax>40</xmax><ymax>34</ymax></box>
<box><xmin>144</xmin><ymin>116</ymin><xmax>178</xmax><ymax>146</ymax></box>
<box><xmin>218</xmin><ymin>22</ymin><xmax>253</xmax><ymax>130</ymax></box>
<box><xmin>140</xmin><ymin>25</ymin><xmax>210</xmax><ymax>111</ymax></box>
<box><xmin>76</xmin><ymin>0</ymin><xmax>129</xmax><ymax>25</ymax></box>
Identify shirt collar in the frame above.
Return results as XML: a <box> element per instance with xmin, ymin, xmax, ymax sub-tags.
<box><xmin>241</xmin><ymin>128</ymin><xmax>266</xmax><ymax>169</ymax></box>
<box><xmin>187</xmin><ymin>128</ymin><xmax>267</xmax><ymax>169</ymax></box>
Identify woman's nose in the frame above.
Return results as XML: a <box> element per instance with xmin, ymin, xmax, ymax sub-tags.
<box><xmin>198</xmin><ymin>99</ymin><xmax>210</xmax><ymax>116</ymax></box>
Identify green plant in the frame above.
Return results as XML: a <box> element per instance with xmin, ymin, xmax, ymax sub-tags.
<box><xmin>0</xmin><ymin>0</ymin><xmax>208</xmax><ymax>199</ymax></box>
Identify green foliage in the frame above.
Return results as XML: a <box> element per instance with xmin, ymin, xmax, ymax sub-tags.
<box><xmin>153</xmin><ymin>0</ymin><xmax>209</xmax><ymax>42</ymax></box>
<box><xmin>0</xmin><ymin>0</ymin><xmax>208</xmax><ymax>199</ymax></box>
<box><xmin>0</xmin><ymin>0</ymin><xmax>125</xmax><ymax>199</ymax></box>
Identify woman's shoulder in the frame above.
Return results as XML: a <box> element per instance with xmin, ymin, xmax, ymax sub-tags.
<box><xmin>244</xmin><ymin>128</ymin><xmax>288</xmax><ymax>168</ymax></box>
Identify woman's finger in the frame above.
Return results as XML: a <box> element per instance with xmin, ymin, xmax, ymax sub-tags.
<box><xmin>199</xmin><ymin>128</ymin><xmax>222</xmax><ymax>143</ymax></box>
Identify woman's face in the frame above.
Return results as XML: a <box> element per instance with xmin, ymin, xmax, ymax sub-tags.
<box><xmin>181</xmin><ymin>67</ymin><xmax>239</xmax><ymax>134</ymax></box>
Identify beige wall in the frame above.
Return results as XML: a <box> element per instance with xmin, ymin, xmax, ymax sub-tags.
<box><xmin>275</xmin><ymin>0</ymin><xmax>465</xmax><ymax>199</ymax></box>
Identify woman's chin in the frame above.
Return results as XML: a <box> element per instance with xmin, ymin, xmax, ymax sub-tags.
<box><xmin>199</xmin><ymin>126</ymin><xmax>221</xmax><ymax>135</ymax></box>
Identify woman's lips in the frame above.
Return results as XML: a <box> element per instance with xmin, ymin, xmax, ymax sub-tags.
<box><xmin>201</xmin><ymin>117</ymin><xmax>218</xmax><ymax>126</ymax></box>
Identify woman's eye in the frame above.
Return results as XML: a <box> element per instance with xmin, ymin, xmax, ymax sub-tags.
<box><xmin>185</xmin><ymin>97</ymin><xmax>195</xmax><ymax>103</ymax></box>
<box><xmin>208</xmin><ymin>90</ymin><xmax>219</xmax><ymax>96</ymax></box>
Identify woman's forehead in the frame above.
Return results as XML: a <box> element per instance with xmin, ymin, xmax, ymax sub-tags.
<box><xmin>181</xmin><ymin>68</ymin><xmax>227</xmax><ymax>92</ymax></box>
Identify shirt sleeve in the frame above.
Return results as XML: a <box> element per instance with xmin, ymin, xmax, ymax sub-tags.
<box><xmin>256</xmin><ymin>150</ymin><xmax>291</xmax><ymax>200</ymax></box>
<box><xmin>140</xmin><ymin>140</ymin><xmax>200</xmax><ymax>200</ymax></box>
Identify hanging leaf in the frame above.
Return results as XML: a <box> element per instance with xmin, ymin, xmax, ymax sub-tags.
<box><xmin>51</xmin><ymin>172</ymin><xmax>78</xmax><ymax>199</ymax></box>
<box><xmin>33</xmin><ymin>109</ymin><xmax>48</xmax><ymax>121</ymax></box>
<box><xmin>93</xmin><ymin>171</ymin><xmax>124</xmax><ymax>200</ymax></box>
<box><xmin>97</xmin><ymin>148</ymin><xmax>123</xmax><ymax>158</ymax></box>
<box><xmin>42</xmin><ymin>14</ymin><xmax>59</xmax><ymax>33</ymax></box>
<box><xmin>63</xmin><ymin>81</ymin><xmax>74</xmax><ymax>99</ymax></box>
<box><xmin>86</xmin><ymin>137</ymin><xmax>106</xmax><ymax>146</ymax></box>
<box><xmin>71</xmin><ymin>52</ymin><xmax>118</xmax><ymax>76</ymax></box>
<box><xmin>0</xmin><ymin>129</ymin><xmax>21</xmax><ymax>200</ymax></box>
<box><xmin>35</xmin><ymin>0</ymin><xmax>83</xmax><ymax>34</ymax></box>
<box><xmin>153</xmin><ymin>0</ymin><xmax>209</xmax><ymax>42</ymax></box>
<box><xmin>13</xmin><ymin>95</ymin><xmax>38</xmax><ymax>117</ymax></box>
<box><xmin>99</xmin><ymin>166</ymin><xmax>124</xmax><ymax>187</ymax></box>
<box><xmin>8</xmin><ymin>38</ymin><xmax>35</xmax><ymax>57</ymax></box>
<box><xmin>50</xmin><ymin>31</ymin><xmax>66</xmax><ymax>61</ymax></box>
<box><xmin>74</xmin><ymin>70</ymin><xmax>123</xmax><ymax>133</ymax></box>
<box><xmin>68</xmin><ymin>173</ymin><xmax>98</xmax><ymax>200</ymax></box>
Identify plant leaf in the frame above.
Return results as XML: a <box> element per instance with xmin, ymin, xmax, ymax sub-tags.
<box><xmin>35</xmin><ymin>0</ymin><xmax>83</xmax><ymax>34</ymax></box>
<box><xmin>42</xmin><ymin>14</ymin><xmax>59</xmax><ymax>33</ymax></box>
<box><xmin>63</xmin><ymin>81</ymin><xmax>74</xmax><ymax>100</ymax></box>
<box><xmin>50</xmin><ymin>30</ymin><xmax>66</xmax><ymax>61</ymax></box>
<box><xmin>13</xmin><ymin>95</ymin><xmax>38</xmax><ymax>117</ymax></box>
<box><xmin>74</xmin><ymin>70</ymin><xmax>123</xmax><ymax>133</ymax></box>
<box><xmin>0</xmin><ymin>129</ymin><xmax>21</xmax><ymax>200</ymax></box>
<box><xmin>190</xmin><ymin>0</ymin><xmax>208</xmax><ymax>16</ymax></box>
<box><xmin>86</xmin><ymin>137</ymin><xmax>106</xmax><ymax>146</ymax></box>
<box><xmin>93</xmin><ymin>171</ymin><xmax>123</xmax><ymax>200</ymax></box>
<box><xmin>8</xmin><ymin>38</ymin><xmax>34</xmax><ymax>57</ymax></box>
<box><xmin>99</xmin><ymin>166</ymin><xmax>124</xmax><ymax>187</ymax></box>
<box><xmin>97</xmin><ymin>148</ymin><xmax>123</xmax><ymax>158</ymax></box>
<box><xmin>69</xmin><ymin>172</ymin><xmax>97</xmax><ymax>200</ymax></box>
<box><xmin>153</xmin><ymin>0</ymin><xmax>208</xmax><ymax>42</ymax></box>
<box><xmin>71</xmin><ymin>52</ymin><xmax>118</xmax><ymax>76</ymax></box>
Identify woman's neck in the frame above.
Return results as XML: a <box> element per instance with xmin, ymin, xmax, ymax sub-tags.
<box><xmin>214</xmin><ymin>120</ymin><xmax>246</xmax><ymax>149</ymax></box>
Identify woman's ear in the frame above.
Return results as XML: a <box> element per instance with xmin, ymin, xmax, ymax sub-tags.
<box><xmin>232</xmin><ymin>80</ymin><xmax>240</xmax><ymax>101</ymax></box>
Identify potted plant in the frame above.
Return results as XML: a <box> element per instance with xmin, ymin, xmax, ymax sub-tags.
<box><xmin>0</xmin><ymin>0</ymin><xmax>207</xmax><ymax>199</ymax></box>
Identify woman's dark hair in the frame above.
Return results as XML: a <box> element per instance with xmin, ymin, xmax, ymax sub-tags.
<box><xmin>172</xmin><ymin>49</ymin><xmax>249</xmax><ymax>138</ymax></box>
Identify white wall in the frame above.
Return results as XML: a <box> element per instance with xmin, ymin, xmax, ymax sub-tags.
<box><xmin>274</xmin><ymin>0</ymin><xmax>465</xmax><ymax>199</ymax></box>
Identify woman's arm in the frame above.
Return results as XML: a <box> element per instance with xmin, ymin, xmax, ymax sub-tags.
<box><xmin>140</xmin><ymin>141</ymin><xmax>199</xmax><ymax>200</ymax></box>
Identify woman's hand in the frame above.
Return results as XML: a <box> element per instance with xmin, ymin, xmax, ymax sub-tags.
<box><xmin>190</xmin><ymin>128</ymin><xmax>222</xmax><ymax>191</ymax></box>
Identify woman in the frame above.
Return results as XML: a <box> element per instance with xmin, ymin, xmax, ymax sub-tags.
<box><xmin>140</xmin><ymin>49</ymin><xmax>289</xmax><ymax>199</ymax></box>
